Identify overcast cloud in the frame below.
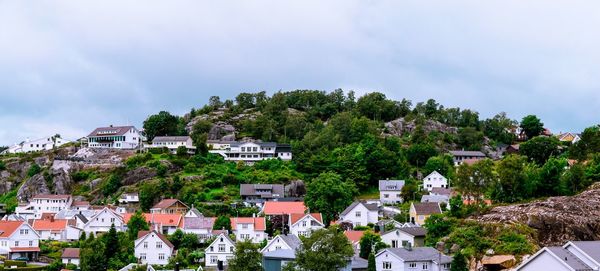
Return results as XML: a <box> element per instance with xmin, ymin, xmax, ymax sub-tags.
<box><xmin>1</xmin><ymin>1</ymin><xmax>599</xmax><ymax>145</ymax></box>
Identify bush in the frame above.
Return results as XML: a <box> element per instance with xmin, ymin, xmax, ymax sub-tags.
<box><xmin>27</xmin><ymin>164</ymin><xmax>41</xmax><ymax>177</ymax></box>
<box><xmin>125</xmin><ymin>153</ymin><xmax>153</xmax><ymax>168</ymax></box>
<box><xmin>4</xmin><ymin>260</ymin><xmax>26</xmax><ymax>267</ymax></box>
<box><xmin>0</xmin><ymin>161</ymin><xmax>5</xmax><ymax>171</ymax></box>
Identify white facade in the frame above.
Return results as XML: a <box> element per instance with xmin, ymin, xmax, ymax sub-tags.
<box><xmin>119</xmin><ymin>193</ymin><xmax>139</xmax><ymax>204</ymax></box>
<box><xmin>423</xmin><ymin>171</ymin><xmax>448</xmax><ymax>192</ymax></box>
<box><xmin>205</xmin><ymin>233</ymin><xmax>235</xmax><ymax>267</ymax></box>
<box><xmin>381</xmin><ymin>229</ymin><xmax>420</xmax><ymax>249</ymax></box>
<box><xmin>339</xmin><ymin>202</ymin><xmax>379</xmax><ymax>227</ymax></box>
<box><xmin>16</xmin><ymin>195</ymin><xmax>73</xmax><ymax>220</ymax></box>
<box><xmin>208</xmin><ymin>141</ymin><xmax>292</xmax><ymax>163</ymax></box>
<box><xmin>231</xmin><ymin>217</ymin><xmax>266</xmax><ymax>243</ymax></box>
<box><xmin>145</xmin><ymin>136</ymin><xmax>195</xmax><ymax>154</ymax></box>
<box><xmin>62</xmin><ymin>257</ymin><xmax>80</xmax><ymax>266</ymax></box>
<box><xmin>379</xmin><ymin>180</ymin><xmax>405</xmax><ymax>204</ymax></box>
<box><xmin>261</xmin><ymin>235</ymin><xmax>297</xmax><ymax>253</ymax></box>
<box><xmin>134</xmin><ymin>231</ymin><xmax>174</xmax><ymax>266</ymax></box>
<box><xmin>0</xmin><ymin>222</ymin><xmax>41</xmax><ymax>260</ymax></box>
<box><xmin>82</xmin><ymin>207</ymin><xmax>124</xmax><ymax>235</ymax></box>
<box><xmin>289</xmin><ymin>214</ymin><xmax>324</xmax><ymax>237</ymax></box>
<box><xmin>516</xmin><ymin>241</ymin><xmax>600</xmax><ymax>271</ymax></box>
<box><xmin>375</xmin><ymin>248</ymin><xmax>451</xmax><ymax>271</ymax></box>
<box><xmin>516</xmin><ymin>249</ymin><xmax>574</xmax><ymax>271</ymax></box>
<box><xmin>88</xmin><ymin>126</ymin><xmax>143</xmax><ymax>149</ymax></box>
<box><xmin>2</xmin><ymin>136</ymin><xmax>70</xmax><ymax>154</ymax></box>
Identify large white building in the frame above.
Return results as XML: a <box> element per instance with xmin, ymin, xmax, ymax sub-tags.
<box><xmin>87</xmin><ymin>125</ymin><xmax>143</xmax><ymax>149</ymax></box>
<box><xmin>0</xmin><ymin>221</ymin><xmax>41</xmax><ymax>261</ymax></box>
<box><xmin>134</xmin><ymin>230</ymin><xmax>174</xmax><ymax>266</ymax></box>
<box><xmin>375</xmin><ymin>247</ymin><xmax>452</xmax><ymax>271</ymax></box>
<box><xmin>1</xmin><ymin>135</ymin><xmax>70</xmax><ymax>154</ymax></box>
<box><xmin>15</xmin><ymin>194</ymin><xmax>73</xmax><ymax>219</ymax></box>
<box><xmin>82</xmin><ymin>207</ymin><xmax>125</xmax><ymax>236</ymax></box>
<box><xmin>145</xmin><ymin>136</ymin><xmax>196</xmax><ymax>154</ymax></box>
<box><xmin>422</xmin><ymin>171</ymin><xmax>448</xmax><ymax>192</ymax></box>
<box><xmin>379</xmin><ymin>180</ymin><xmax>405</xmax><ymax>204</ymax></box>
<box><xmin>205</xmin><ymin>233</ymin><xmax>236</xmax><ymax>268</ymax></box>
<box><xmin>208</xmin><ymin>140</ymin><xmax>292</xmax><ymax>163</ymax></box>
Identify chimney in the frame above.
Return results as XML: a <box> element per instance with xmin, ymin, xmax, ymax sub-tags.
<box><xmin>50</xmin><ymin>216</ymin><xmax>54</xmax><ymax>222</ymax></box>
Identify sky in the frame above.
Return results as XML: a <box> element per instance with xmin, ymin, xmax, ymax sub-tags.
<box><xmin>1</xmin><ymin>1</ymin><xmax>600</xmax><ymax>145</ymax></box>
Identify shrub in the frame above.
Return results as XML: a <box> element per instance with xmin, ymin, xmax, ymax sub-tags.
<box><xmin>27</xmin><ymin>164</ymin><xmax>41</xmax><ymax>177</ymax></box>
<box><xmin>0</xmin><ymin>161</ymin><xmax>5</xmax><ymax>171</ymax></box>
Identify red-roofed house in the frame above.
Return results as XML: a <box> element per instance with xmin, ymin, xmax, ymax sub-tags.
<box><xmin>134</xmin><ymin>230</ymin><xmax>174</xmax><ymax>265</ymax></box>
<box><xmin>262</xmin><ymin>202</ymin><xmax>307</xmax><ymax>216</ymax></box>
<box><xmin>344</xmin><ymin>230</ymin><xmax>366</xmax><ymax>253</ymax></box>
<box><xmin>150</xmin><ymin>199</ymin><xmax>189</xmax><ymax>215</ymax></box>
<box><xmin>0</xmin><ymin>220</ymin><xmax>41</xmax><ymax>260</ymax></box>
<box><xmin>289</xmin><ymin>213</ymin><xmax>324</xmax><ymax>237</ymax></box>
<box><xmin>61</xmin><ymin>248</ymin><xmax>80</xmax><ymax>267</ymax></box>
<box><xmin>124</xmin><ymin>213</ymin><xmax>183</xmax><ymax>235</ymax></box>
<box><xmin>31</xmin><ymin>218</ymin><xmax>81</xmax><ymax>241</ymax></box>
<box><xmin>230</xmin><ymin>217</ymin><xmax>266</xmax><ymax>243</ymax></box>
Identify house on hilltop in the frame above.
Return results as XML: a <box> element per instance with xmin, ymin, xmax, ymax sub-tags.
<box><xmin>87</xmin><ymin>125</ymin><xmax>143</xmax><ymax>149</ymax></box>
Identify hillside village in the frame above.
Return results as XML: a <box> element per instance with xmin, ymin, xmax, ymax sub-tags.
<box><xmin>1</xmin><ymin>90</ymin><xmax>600</xmax><ymax>271</ymax></box>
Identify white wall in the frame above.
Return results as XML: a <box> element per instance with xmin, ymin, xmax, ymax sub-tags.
<box><xmin>83</xmin><ymin>209</ymin><xmax>124</xmax><ymax>235</ymax></box>
<box><xmin>262</xmin><ymin>236</ymin><xmax>293</xmax><ymax>252</ymax></box>
<box><xmin>205</xmin><ymin>235</ymin><xmax>235</xmax><ymax>267</ymax></box>
<box><xmin>381</xmin><ymin>230</ymin><xmax>415</xmax><ymax>249</ymax></box>
<box><xmin>134</xmin><ymin>233</ymin><xmax>173</xmax><ymax>266</ymax></box>
<box><xmin>340</xmin><ymin>204</ymin><xmax>378</xmax><ymax>227</ymax></box>
<box><xmin>380</xmin><ymin>190</ymin><xmax>402</xmax><ymax>204</ymax></box>
<box><xmin>233</xmin><ymin>222</ymin><xmax>265</xmax><ymax>243</ymax></box>
<box><xmin>289</xmin><ymin>215</ymin><xmax>323</xmax><ymax>237</ymax></box>
<box><xmin>516</xmin><ymin>251</ymin><xmax>572</xmax><ymax>271</ymax></box>
<box><xmin>423</xmin><ymin>172</ymin><xmax>448</xmax><ymax>192</ymax></box>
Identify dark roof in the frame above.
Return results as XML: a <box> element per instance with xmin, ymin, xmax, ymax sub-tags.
<box><xmin>74</xmin><ymin>214</ymin><xmax>88</xmax><ymax>224</ymax></box>
<box><xmin>276</xmin><ymin>144</ymin><xmax>292</xmax><ymax>153</ymax></box>
<box><xmin>153</xmin><ymin>136</ymin><xmax>191</xmax><ymax>142</ymax></box>
<box><xmin>412</xmin><ymin>202</ymin><xmax>441</xmax><ymax>215</ymax></box>
<box><xmin>379</xmin><ymin>180</ymin><xmax>405</xmax><ymax>191</ymax></box>
<box><xmin>430</xmin><ymin>187</ymin><xmax>452</xmax><ymax>196</ymax></box>
<box><xmin>240</xmin><ymin>184</ymin><xmax>285</xmax><ymax>198</ymax></box>
<box><xmin>88</xmin><ymin>126</ymin><xmax>135</xmax><ymax>137</ymax></box>
<box><xmin>341</xmin><ymin>201</ymin><xmax>379</xmax><ymax>216</ymax></box>
<box><xmin>61</xmin><ymin>248</ymin><xmax>80</xmax><ymax>259</ymax></box>
<box><xmin>351</xmin><ymin>256</ymin><xmax>368</xmax><ymax>269</ymax></box>
<box><xmin>546</xmin><ymin>247</ymin><xmax>592</xmax><ymax>271</ymax></box>
<box><xmin>183</xmin><ymin>217</ymin><xmax>215</xmax><ymax>230</ymax></box>
<box><xmin>449</xmin><ymin>150</ymin><xmax>486</xmax><ymax>157</ymax></box>
<box><xmin>383</xmin><ymin>247</ymin><xmax>452</xmax><ymax>264</ymax></box>
<box><xmin>421</xmin><ymin>195</ymin><xmax>449</xmax><ymax>203</ymax></box>
<box><xmin>568</xmin><ymin>241</ymin><xmax>600</xmax><ymax>264</ymax></box>
<box><xmin>279</xmin><ymin>234</ymin><xmax>302</xmax><ymax>250</ymax></box>
<box><xmin>398</xmin><ymin>227</ymin><xmax>427</xmax><ymax>237</ymax></box>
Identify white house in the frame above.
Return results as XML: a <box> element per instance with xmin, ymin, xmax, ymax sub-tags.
<box><xmin>230</xmin><ymin>217</ymin><xmax>266</xmax><ymax>243</ymax></box>
<box><xmin>119</xmin><ymin>193</ymin><xmax>139</xmax><ymax>204</ymax></box>
<box><xmin>208</xmin><ymin>140</ymin><xmax>292</xmax><ymax>163</ymax></box>
<box><xmin>339</xmin><ymin>201</ymin><xmax>379</xmax><ymax>227</ymax></box>
<box><xmin>82</xmin><ymin>207</ymin><xmax>125</xmax><ymax>235</ymax></box>
<box><xmin>379</xmin><ymin>180</ymin><xmax>405</xmax><ymax>204</ymax></box>
<box><xmin>134</xmin><ymin>230</ymin><xmax>174</xmax><ymax>266</ymax></box>
<box><xmin>289</xmin><ymin>213</ymin><xmax>324</xmax><ymax>237</ymax></box>
<box><xmin>1</xmin><ymin>135</ymin><xmax>70</xmax><ymax>154</ymax></box>
<box><xmin>381</xmin><ymin>227</ymin><xmax>427</xmax><ymax>249</ymax></box>
<box><xmin>261</xmin><ymin>234</ymin><xmax>301</xmax><ymax>253</ymax></box>
<box><xmin>87</xmin><ymin>125</ymin><xmax>144</xmax><ymax>149</ymax></box>
<box><xmin>423</xmin><ymin>171</ymin><xmax>448</xmax><ymax>192</ymax></box>
<box><xmin>516</xmin><ymin>241</ymin><xmax>600</xmax><ymax>271</ymax></box>
<box><xmin>31</xmin><ymin>218</ymin><xmax>81</xmax><ymax>241</ymax></box>
<box><xmin>205</xmin><ymin>233</ymin><xmax>236</xmax><ymax>268</ymax></box>
<box><xmin>15</xmin><ymin>194</ymin><xmax>73</xmax><ymax>219</ymax></box>
<box><xmin>124</xmin><ymin>213</ymin><xmax>183</xmax><ymax>235</ymax></box>
<box><xmin>145</xmin><ymin>136</ymin><xmax>196</xmax><ymax>154</ymax></box>
<box><xmin>0</xmin><ymin>221</ymin><xmax>41</xmax><ymax>260</ymax></box>
<box><xmin>375</xmin><ymin>247</ymin><xmax>452</xmax><ymax>271</ymax></box>
<box><xmin>449</xmin><ymin>150</ymin><xmax>486</xmax><ymax>166</ymax></box>
<box><xmin>61</xmin><ymin>248</ymin><xmax>80</xmax><ymax>267</ymax></box>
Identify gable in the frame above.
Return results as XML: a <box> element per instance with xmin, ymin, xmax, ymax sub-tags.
<box><xmin>517</xmin><ymin>249</ymin><xmax>575</xmax><ymax>271</ymax></box>
<box><xmin>261</xmin><ymin>235</ymin><xmax>292</xmax><ymax>253</ymax></box>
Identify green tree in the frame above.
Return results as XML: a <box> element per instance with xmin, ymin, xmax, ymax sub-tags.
<box><xmin>423</xmin><ymin>155</ymin><xmax>455</xmax><ymax>178</ymax></box>
<box><xmin>520</xmin><ymin>115</ymin><xmax>544</xmax><ymax>139</ymax></box>
<box><xmin>520</xmin><ymin>136</ymin><xmax>560</xmax><ymax>165</ymax></box>
<box><xmin>423</xmin><ymin>214</ymin><xmax>458</xmax><ymax>246</ymax></box>
<box><xmin>537</xmin><ymin>157</ymin><xmax>567</xmax><ymax>196</ymax></box>
<box><xmin>228</xmin><ymin>240</ymin><xmax>262</xmax><ymax>271</ymax></box>
<box><xmin>213</xmin><ymin>215</ymin><xmax>232</xmax><ymax>231</ymax></box>
<box><xmin>294</xmin><ymin>227</ymin><xmax>355</xmax><ymax>271</ymax></box>
<box><xmin>457</xmin><ymin>127</ymin><xmax>484</xmax><ymax>151</ymax></box>
<box><xmin>139</xmin><ymin>182</ymin><xmax>160</xmax><ymax>211</ymax></box>
<box><xmin>356</xmin><ymin>92</ymin><xmax>401</xmax><ymax>122</ymax></box>
<box><xmin>127</xmin><ymin>211</ymin><xmax>149</xmax><ymax>240</ymax></box>
<box><xmin>561</xmin><ymin>163</ymin><xmax>588</xmax><ymax>194</ymax></box>
<box><xmin>102</xmin><ymin>174</ymin><xmax>121</xmax><ymax>197</ymax></box>
<box><xmin>406</xmin><ymin>143</ymin><xmax>438</xmax><ymax>168</ymax></box>
<box><xmin>492</xmin><ymin>155</ymin><xmax>530</xmax><ymax>203</ymax></box>
<box><xmin>104</xmin><ymin>224</ymin><xmax>119</xmax><ymax>260</ymax></box>
<box><xmin>359</xmin><ymin>230</ymin><xmax>387</xmax><ymax>259</ymax></box>
<box><xmin>168</xmin><ymin>229</ymin><xmax>200</xmax><ymax>250</ymax></box>
<box><xmin>451</xmin><ymin>250</ymin><xmax>469</xmax><ymax>271</ymax></box>
<box><xmin>304</xmin><ymin>172</ymin><xmax>357</xmax><ymax>225</ymax></box>
<box><xmin>448</xmin><ymin>195</ymin><xmax>465</xmax><ymax>218</ymax></box>
<box><xmin>80</xmin><ymin>238</ymin><xmax>107</xmax><ymax>271</ymax></box>
<box><xmin>570</xmin><ymin>125</ymin><xmax>600</xmax><ymax>160</ymax></box>
<box><xmin>482</xmin><ymin>112</ymin><xmax>517</xmax><ymax>145</ymax></box>
<box><xmin>143</xmin><ymin>111</ymin><xmax>183</xmax><ymax>141</ymax></box>
<box><xmin>27</xmin><ymin>164</ymin><xmax>41</xmax><ymax>177</ymax></box>
<box><xmin>367</xmin><ymin>253</ymin><xmax>376</xmax><ymax>271</ymax></box>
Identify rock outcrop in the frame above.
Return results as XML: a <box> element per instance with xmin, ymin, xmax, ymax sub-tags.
<box><xmin>477</xmin><ymin>183</ymin><xmax>600</xmax><ymax>246</ymax></box>
<box><xmin>384</xmin><ymin>117</ymin><xmax>458</xmax><ymax>137</ymax></box>
<box><xmin>122</xmin><ymin>167</ymin><xmax>157</xmax><ymax>185</ymax></box>
<box><xmin>17</xmin><ymin>173</ymin><xmax>50</xmax><ymax>201</ymax></box>
<box><xmin>208</xmin><ymin>121</ymin><xmax>236</xmax><ymax>141</ymax></box>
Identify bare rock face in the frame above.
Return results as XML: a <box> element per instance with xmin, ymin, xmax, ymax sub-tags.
<box><xmin>17</xmin><ymin>173</ymin><xmax>50</xmax><ymax>201</ymax></box>
<box><xmin>477</xmin><ymin>183</ymin><xmax>600</xmax><ymax>246</ymax></box>
<box><xmin>52</xmin><ymin>169</ymin><xmax>73</xmax><ymax>195</ymax></box>
<box><xmin>208</xmin><ymin>121</ymin><xmax>236</xmax><ymax>141</ymax></box>
<box><xmin>384</xmin><ymin>117</ymin><xmax>458</xmax><ymax>137</ymax></box>
<box><xmin>122</xmin><ymin>167</ymin><xmax>157</xmax><ymax>185</ymax></box>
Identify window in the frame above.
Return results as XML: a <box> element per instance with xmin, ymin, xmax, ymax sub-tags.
<box><xmin>409</xmin><ymin>263</ymin><xmax>417</xmax><ymax>268</ymax></box>
<box><xmin>218</xmin><ymin>244</ymin><xmax>226</xmax><ymax>252</ymax></box>
<box><xmin>384</xmin><ymin>194</ymin><xmax>389</xmax><ymax>198</ymax></box>
<box><xmin>355</xmin><ymin>211</ymin><xmax>361</xmax><ymax>217</ymax></box>
<box><xmin>210</xmin><ymin>256</ymin><xmax>217</xmax><ymax>263</ymax></box>
<box><xmin>242</xmin><ymin>224</ymin><xmax>248</xmax><ymax>229</ymax></box>
<box><xmin>210</xmin><ymin>246</ymin><xmax>214</xmax><ymax>252</ymax></box>
<box><xmin>111</xmin><ymin>218</ymin><xmax>115</xmax><ymax>223</ymax></box>
<box><xmin>241</xmin><ymin>147</ymin><xmax>245</xmax><ymax>152</ymax></box>
<box><xmin>29</xmin><ymin>241</ymin><xmax>33</xmax><ymax>247</ymax></box>
<box><xmin>382</xmin><ymin>261</ymin><xmax>392</xmax><ymax>270</ymax></box>
<box><xmin>156</xmin><ymin>242</ymin><xmax>163</xmax><ymax>248</ymax></box>
<box><xmin>140</xmin><ymin>253</ymin><xmax>146</xmax><ymax>260</ymax></box>
<box><xmin>158</xmin><ymin>253</ymin><xmax>165</xmax><ymax>260</ymax></box>
<box><xmin>14</xmin><ymin>241</ymin><xmax>19</xmax><ymax>247</ymax></box>
<box><xmin>302</xmin><ymin>221</ymin><xmax>307</xmax><ymax>227</ymax></box>
<box><xmin>391</xmin><ymin>240</ymin><xmax>398</xmax><ymax>248</ymax></box>
<box><xmin>143</xmin><ymin>242</ymin><xmax>148</xmax><ymax>248</ymax></box>
<box><xmin>422</xmin><ymin>263</ymin><xmax>428</xmax><ymax>269</ymax></box>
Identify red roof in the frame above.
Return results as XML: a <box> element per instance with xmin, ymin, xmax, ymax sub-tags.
<box><xmin>124</xmin><ymin>213</ymin><xmax>183</xmax><ymax>227</ymax></box>
<box><xmin>230</xmin><ymin>217</ymin><xmax>266</xmax><ymax>231</ymax></box>
<box><xmin>61</xmin><ymin>248</ymin><xmax>80</xmax><ymax>259</ymax></box>
<box><xmin>10</xmin><ymin>247</ymin><xmax>40</xmax><ymax>252</ymax></box>
<box><xmin>290</xmin><ymin>213</ymin><xmax>323</xmax><ymax>225</ymax></box>
<box><xmin>72</xmin><ymin>201</ymin><xmax>90</xmax><ymax>207</ymax></box>
<box><xmin>32</xmin><ymin>219</ymin><xmax>70</xmax><ymax>231</ymax></box>
<box><xmin>151</xmin><ymin>199</ymin><xmax>188</xmax><ymax>210</ymax></box>
<box><xmin>263</xmin><ymin>202</ymin><xmax>307</xmax><ymax>215</ymax></box>
<box><xmin>344</xmin><ymin>230</ymin><xmax>366</xmax><ymax>243</ymax></box>
<box><xmin>137</xmin><ymin>230</ymin><xmax>174</xmax><ymax>248</ymax></box>
<box><xmin>0</xmin><ymin>221</ymin><xmax>24</xmax><ymax>237</ymax></box>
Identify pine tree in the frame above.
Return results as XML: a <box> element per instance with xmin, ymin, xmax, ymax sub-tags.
<box><xmin>367</xmin><ymin>253</ymin><xmax>376</xmax><ymax>271</ymax></box>
<box><xmin>104</xmin><ymin>224</ymin><xmax>119</xmax><ymax>260</ymax></box>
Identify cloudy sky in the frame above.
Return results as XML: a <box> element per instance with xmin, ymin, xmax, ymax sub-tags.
<box><xmin>1</xmin><ymin>1</ymin><xmax>599</xmax><ymax>145</ymax></box>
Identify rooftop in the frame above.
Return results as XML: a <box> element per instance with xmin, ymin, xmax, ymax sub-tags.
<box><xmin>340</xmin><ymin>201</ymin><xmax>379</xmax><ymax>216</ymax></box>
<box><xmin>153</xmin><ymin>136</ymin><xmax>191</xmax><ymax>143</ymax></box>
<box><xmin>382</xmin><ymin>247</ymin><xmax>452</xmax><ymax>264</ymax></box>
<box><xmin>449</xmin><ymin>150</ymin><xmax>486</xmax><ymax>157</ymax></box>
<box><xmin>379</xmin><ymin>180</ymin><xmax>405</xmax><ymax>191</ymax></box>
<box><xmin>412</xmin><ymin>202</ymin><xmax>442</xmax><ymax>215</ymax></box>
<box><xmin>263</xmin><ymin>201</ymin><xmax>307</xmax><ymax>215</ymax></box>
<box><xmin>151</xmin><ymin>199</ymin><xmax>189</xmax><ymax>210</ymax></box>
<box><xmin>88</xmin><ymin>126</ymin><xmax>136</xmax><ymax>137</ymax></box>
<box><xmin>137</xmin><ymin>230</ymin><xmax>174</xmax><ymax>248</ymax></box>
<box><xmin>230</xmin><ymin>217</ymin><xmax>266</xmax><ymax>231</ymax></box>
<box><xmin>61</xmin><ymin>248</ymin><xmax>80</xmax><ymax>259</ymax></box>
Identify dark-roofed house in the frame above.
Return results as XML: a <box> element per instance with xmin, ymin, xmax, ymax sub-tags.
<box><xmin>87</xmin><ymin>125</ymin><xmax>143</xmax><ymax>149</ymax></box>
<box><xmin>409</xmin><ymin>202</ymin><xmax>441</xmax><ymax>226</ymax></box>
<box><xmin>381</xmin><ymin>227</ymin><xmax>427</xmax><ymax>249</ymax></box>
<box><xmin>240</xmin><ymin>184</ymin><xmax>285</xmax><ymax>203</ymax></box>
<box><xmin>449</xmin><ymin>150</ymin><xmax>486</xmax><ymax>166</ymax></box>
<box><xmin>375</xmin><ymin>247</ymin><xmax>452</xmax><ymax>271</ymax></box>
<box><xmin>61</xmin><ymin>248</ymin><xmax>80</xmax><ymax>267</ymax></box>
<box><xmin>261</xmin><ymin>234</ymin><xmax>302</xmax><ymax>253</ymax></box>
<box><xmin>145</xmin><ymin>136</ymin><xmax>195</xmax><ymax>154</ymax></box>
<box><xmin>134</xmin><ymin>230</ymin><xmax>174</xmax><ymax>265</ymax></box>
<box><xmin>150</xmin><ymin>199</ymin><xmax>189</xmax><ymax>214</ymax></box>
<box><xmin>339</xmin><ymin>201</ymin><xmax>380</xmax><ymax>227</ymax></box>
<box><xmin>379</xmin><ymin>180</ymin><xmax>405</xmax><ymax>204</ymax></box>
<box><xmin>208</xmin><ymin>140</ymin><xmax>292</xmax><ymax>164</ymax></box>
<box><xmin>516</xmin><ymin>241</ymin><xmax>600</xmax><ymax>271</ymax></box>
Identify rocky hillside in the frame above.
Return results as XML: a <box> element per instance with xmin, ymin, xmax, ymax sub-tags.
<box><xmin>477</xmin><ymin>182</ymin><xmax>600</xmax><ymax>246</ymax></box>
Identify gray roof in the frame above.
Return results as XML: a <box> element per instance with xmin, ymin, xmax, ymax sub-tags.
<box><xmin>351</xmin><ymin>256</ymin><xmax>368</xmax><ymax>269</ymax></box>
<box><xmin>546</xmin><ymin>247</ymin><xmax>592</xmax><ymax>271</ymax></box>
<box><xmin>229</xmin><ymin>141</ymin><xmax>278</xmax><ymax>148</ymax></box>
<box><xmin>382</xmin><ymin>227</ymin><xmax>427</xmax><ymax>238</ymax></box>
<box><xmin>430</xmin><ymin>187</ymin><xmax>453</xmax><ymax>196</ymax></box>
<box><xmin>88</xmin><ymin>126</ymin><xmax>135</xmax><ymax>137</ymax></box>
<box><xmin>75</xmin><ymin>214</ymin><xmax>89</xmax><ymax>224</ymax></box>
<box><xmin>412</xmin><ymin>202</ymin><xmax>442</xmax><ymax>215</ymax></box>
<box><xmin>341</xmin><ymin>201</ymin><xmax>379</xmax><ymax>216</ymax></box>
<box><xmin>383</xmin><ymin>247</ymin><xmax>452</xmax><ymax>264</ymax></box>
<box><xmin>449</xmin><ymin>150</ymin><xmax>486</xmax><ymax>157</ymax></box>
<box><xmin>379</xmin><ymin>180</ymin><xmax>405</xmax><ymax>191</ymax></box>
<box><xmin>240</xmin><ymin>184</ymin><xmax>285</xmax><ymax>198</ymax></box>
<box><xmin>263</xmin><ymin>249</ymin><xmax>296</xmax><ymax>260</ymax></box>
<box><xmin>153</xmin><ymin>136</ymin><xmax>191</xmax><ymax>142</ymax></box>
<box><xmin>569</xmin><ymin>241</ymin><xmax>600</xmax><ymax>264</ymax></box>
<box><xmin>279</xmin><ymin>234</ymin><xmax>302</xmax><ymax>250</ymax></box>
<box><xmin>183</xmin><ymin>217</ymin><xmax>214</xmax><ymax>230</ymax></box>
<box><xmin>421</xmin><ymin>195</ymin><xmax>450</xmax><ymax>204</ymax></box>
